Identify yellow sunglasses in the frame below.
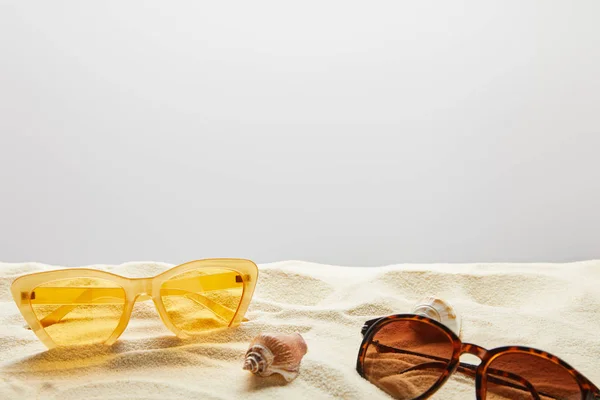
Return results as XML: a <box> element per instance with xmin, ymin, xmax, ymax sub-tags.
<box><xmin>11</xmin><ymin>258</ymin><xmax>258</xmax><ymax>348</ymax></box>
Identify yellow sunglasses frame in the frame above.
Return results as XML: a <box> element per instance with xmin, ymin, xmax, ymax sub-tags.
<box><xmin>11</xmin><ymin>258</ymin><xmax>259</xmax><ymax>349</ymax></box>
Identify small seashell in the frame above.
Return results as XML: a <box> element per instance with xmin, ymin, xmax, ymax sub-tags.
<box><xmin>243</xmin><ymin>332</ymin><xmax>308</xmax><ymax>382</ymax></box>
<box><xmin>412</xmin><ymin>296</ymin><xmax>461</xmax><ymax>335</ymax></box>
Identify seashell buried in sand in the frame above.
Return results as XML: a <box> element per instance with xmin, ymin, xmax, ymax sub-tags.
<box><xmin>243</xmin><ymin>332</ymin><xmax>308</xmax><ymax>382</ymax></box>
<box><xmin>412</xmin><ymin>296</ymin><xmax>461</xmax><ymax>335</ymax></box>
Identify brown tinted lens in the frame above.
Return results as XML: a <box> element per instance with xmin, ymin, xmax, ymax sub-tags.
<box><xmin>362</xmin><ymin>319</ymin><xmax>455</xmax><ymax>400</ymax></box>
<box><xmin>485</xmin><ymin>352</ymin><xmax>582</xmax><ymax>400</ymax></box>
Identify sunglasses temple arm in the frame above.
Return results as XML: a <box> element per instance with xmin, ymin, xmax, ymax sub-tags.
<box><xmin>587</xmin><ymin>384</ymin><xmax>600</xmax><ymax>400</ymax></box>
<box><xmin>373</xmin><ymin>342</ymin><xmax>547</xmax><ymax>400</ymax></box>
<box><xmin>459</xmin><ymin>365</ymin><xmax>542</xmax><ymax>400</ymax></box>
<box><xmin>169</xmin><ymin>291</ymin><xmax>248</xmax><ymax>323</ymax></box>
<box><xmin>35</xmin><ymin>291</ymin><xmax>239</xmax><ymax>328</ymax></box>
<box><xmin>31</xmin><ymin>274</ymin><xmax>244</xmax><ymax>328</ymax></box>
<box><xmin>395</xmin><ymin>361</ymin><xmax>540</xmax><ymax>399</ymax></box>
<box><xmin>361</xmin><ymin>318</ymin><xmax>384</xmax><ymax>337</ymax></box>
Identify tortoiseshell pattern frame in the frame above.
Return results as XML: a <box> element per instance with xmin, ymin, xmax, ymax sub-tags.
<box><xmin>356</xmin><ymin>314</ymin><xmax>600</xmax><ymax>400</ymax></box>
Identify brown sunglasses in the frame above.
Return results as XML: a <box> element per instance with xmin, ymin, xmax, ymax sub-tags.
<box><xmin>356</xmin><ymin>314</ymin><xmax>599</xmax><ymax>400</ymax></box>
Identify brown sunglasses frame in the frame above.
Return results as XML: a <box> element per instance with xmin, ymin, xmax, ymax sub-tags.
<box><xmin>356</xmin><ymin>314</ymin><xmax>600</xmax><ymax>400</ymax></box>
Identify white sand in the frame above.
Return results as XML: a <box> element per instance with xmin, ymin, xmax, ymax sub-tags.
<box><xmin>1</xmin><ymin>260</ymin><xmax>599</xmax><ymax>399</ymax></box>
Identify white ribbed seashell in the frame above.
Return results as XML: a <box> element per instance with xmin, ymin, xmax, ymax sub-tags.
<box><xmin>243</xmin><ymin>332</ymin><xmax>308</xmax><ymax>382</ymax></box>
<box><xmin>412</xmin><ymin>296</ymin><xmax>461</xmax><ymax>335</ymax></box>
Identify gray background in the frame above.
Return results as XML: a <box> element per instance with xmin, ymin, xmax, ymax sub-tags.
<box><xmin>1</xmin><ymin>1</ymin><xmax>599</xmax><ymax>267</ymax></box>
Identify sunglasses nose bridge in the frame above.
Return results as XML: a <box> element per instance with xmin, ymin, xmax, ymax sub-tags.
<box><xmin>130</xmin><ymin>277</ymin><xmax>155</xmax><ymax>298</ymax></box>
<box><xmin>461</xmin><ymin>342</ymin><xmax>488</xmax><ymax>360</ymax></box>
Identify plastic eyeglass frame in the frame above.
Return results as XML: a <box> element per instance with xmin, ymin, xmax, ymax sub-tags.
<box><xmin>11</xmin><ymin>258</ymin><xmax>259</xmax><ymax>349</ymax></box>
<box><xmin>356</xmin><ymin>314</ymin><xmax>600</xmax><ymax>400</ymax></box>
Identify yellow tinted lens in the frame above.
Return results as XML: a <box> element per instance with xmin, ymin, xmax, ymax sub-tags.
<box><xmin>30</xmin><ymin>277</ymin><xmax>126</xmax><ymax>346</ymax></box>
<box><xmin>160</xmin><ymin>267</ymin><xmax>244</xmax><ymax>334</ymax></box>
